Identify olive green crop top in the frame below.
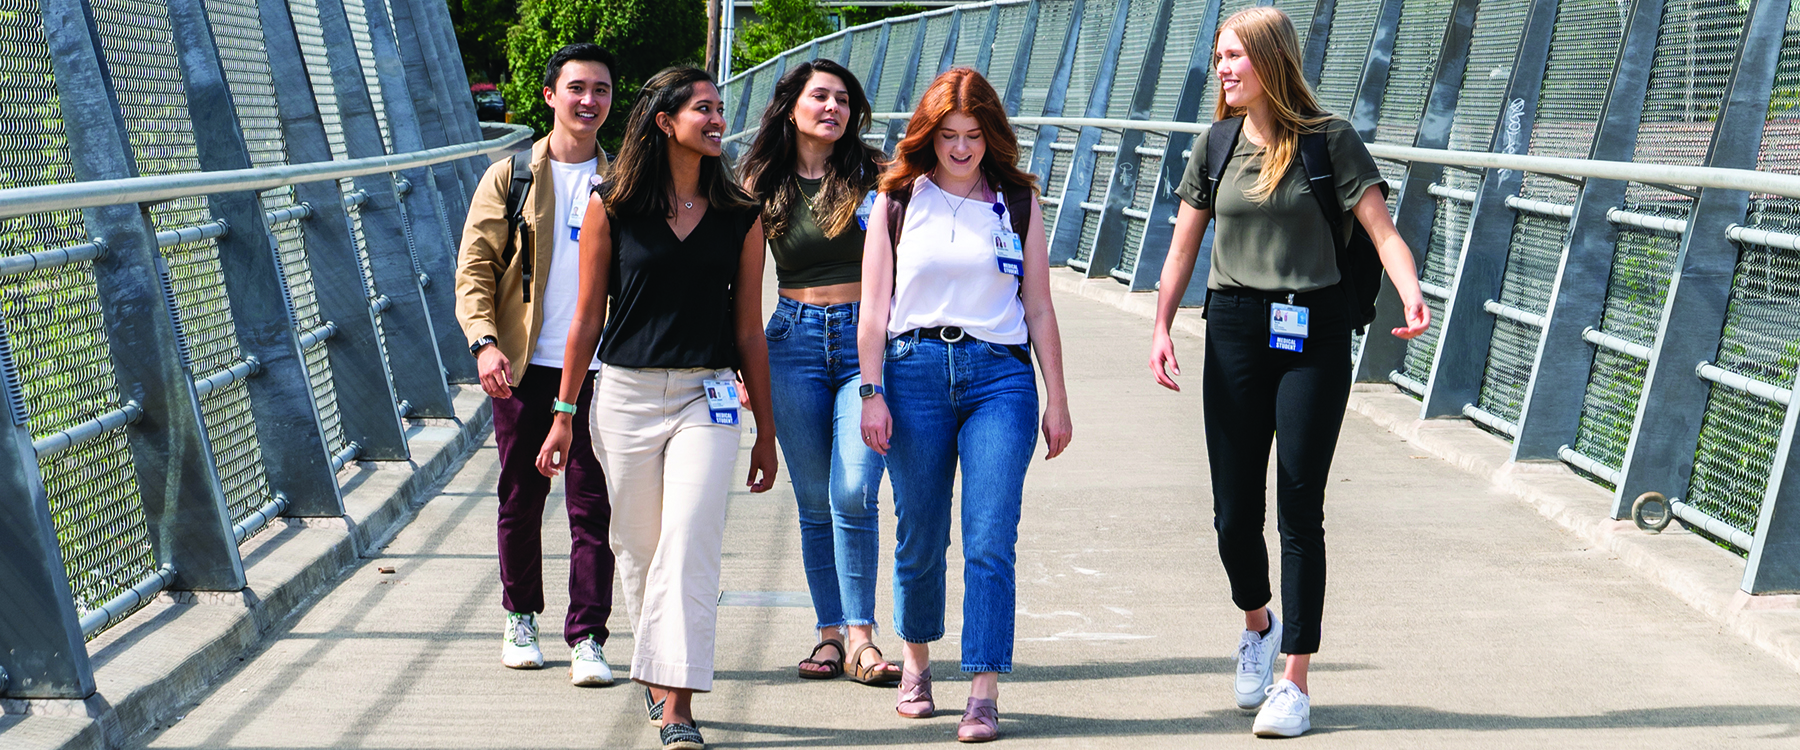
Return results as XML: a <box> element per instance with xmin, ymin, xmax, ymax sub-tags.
<box><xmin>768</xmin><ymin>177</ymin><xmax>867</xmax><ymax>289</ymax></box>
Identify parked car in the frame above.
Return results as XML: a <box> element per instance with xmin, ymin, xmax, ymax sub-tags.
<box><xmin>471</xmin><ymin>83</ymin><xmax>506</xmax><ymax>122</ymax></box>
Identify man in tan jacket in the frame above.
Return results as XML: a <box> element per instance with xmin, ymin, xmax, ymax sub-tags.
<box><xmin>455</xmin><ymin>43</ymin><xmax>616</xmax><ymax>688</ymax></box>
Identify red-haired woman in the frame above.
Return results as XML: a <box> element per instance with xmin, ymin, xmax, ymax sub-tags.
<box><xmin>858</xmin><ymin>67</ymin><xmax>1073</xmax><ymax>743</ymax></box>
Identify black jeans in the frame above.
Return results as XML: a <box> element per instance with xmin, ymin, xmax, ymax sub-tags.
<box><xmin>1202</xmin><ymin>285</ymin><xmax>1353</xmax><ymax>655</ymax></box>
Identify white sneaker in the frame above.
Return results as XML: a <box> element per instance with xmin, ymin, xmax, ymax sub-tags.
<box><xmin>501</xmin><ymin>612</ymin><xmax>545</xmax><ymax>669</ymax></box>
<box><xmin>570</xmin><ymin>635</ymin><xmax>614</xmax><ymax>686</ymax></box>
<box><xmin>1252</xmin><ymin>679</ymin><xmax>1311</xmax><ymax>737</ymax></box>
<box><xmin>1234</xmin><ymin>612</ymin><xmax>1282</xmax><ymax>709</ymax></box>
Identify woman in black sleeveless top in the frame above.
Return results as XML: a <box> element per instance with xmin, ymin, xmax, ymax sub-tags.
<box><xmin>537</xmin><ymin>66</ymin><xmax>775</xmax><ymax>750</ymax></box>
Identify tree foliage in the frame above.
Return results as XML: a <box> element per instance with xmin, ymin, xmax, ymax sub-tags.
<box><xmin>835</xmin><ymin>3</ymin><xmax>924</xmax><ymax>29</ymax></box>
<box><xmin>732</xmin><ymin>0</ymin><xmax>833</xmax><ymax>72</ymax></box>
<box><xmin>504</xmin><ymin>0</ymin><xmax>707</xmax><ymax>145</ymax></box>
<box><xmin>449</xmin><ymin>0</ymin><xmax>517</xmax><ymax>85</ymax></box>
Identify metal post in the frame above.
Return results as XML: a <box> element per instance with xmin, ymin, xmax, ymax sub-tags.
<box><xmin>1507</xmin><ymin>0</ymin><xmax>1665</xmax><ymax>458</ymax></box>
<box><xmin>1300</xmin><ymin>0</ymin><xmax>1334</xmax><ymax>86</ymax></box>
<box><xmin>882</xmin><ymin>19</ymin><xmax>930</xmax><ymax>152</ymax></box>
<box><xmin>1081</xmin><ymin>0</ymin><xmax>1176</xmax><ymax>283</ymax></box>
<box><xmin>1347</xmin><ymin>0</ymin><xmax>1406</xmax><ymax>139</ymax></box>
<box><xmin>1619</xmin><ymin>0</ymin><xmax>1786</xmax><ymax>526</ymax></box>
<box><xmin>389</xmin><ymin>0</ymin><xmax>475</xmax><ymax>231</ymax></box>
<box><xmin>164</xmin><ymin>0</ymin><xmax>344</xmax><ymax>516</ymax></box>
<box><xmin>1353</xmin><ymin>0</ymin><xmax>1481</xmax><ymax>382</ymax></box>
<box><xmin>1024</xmin><ymin>0</ymin><xmax>1086</xmax><ymax>188</ymax></box>
<box><xmin>1001</xmin><ymin>1</ymin><xmax>1042</xmax><ymax>115</ymax></box>
<box><xmin>0</xmin><ymin>320</ymin><xmax>94</xmax><ymax>698</ymax></box>
<box><xmin>321</xmin><ymin>0</ymin><xmax>465</xmax><ymax>412</ymax></box>
<box><xmin>864</xmin><ymin>23</ymin><xmax>892</xmax><ymax>106</ymax></box>
<box><xmin>974</xmin><ymin>4</ymin><xmax>1001</xmax><ymax>75</ymax></box>
<box><xmin>937</xmin><ymin>8</ymin><xmax>963</xmax><ymax>76</ymax></box>
<box><xmin>42</xmin><ymin>0</ymin><xmax>245</xmax><ymax>591</ymax></box>
<box><xmin>1418</xmin><ymin>0</ymin><xmax>1559</xmax><ymax>418</ymax></box>
<box><xmin>254</xmin><ymin>0</ymin><xmax>410</xmax><ymax>461</ymax></box>
<box><xmin>1123</xmin><ymin>0</ymin><xmax>1224</xmax><ymax>306</ymax></box>
<box><xmin>1047</xmin><ymin>0</ymin><xmax>1134</xmax><ymax>271</ymax></box>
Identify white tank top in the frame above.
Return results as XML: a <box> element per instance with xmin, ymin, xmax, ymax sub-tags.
<box><xmin>887</xmin><ymin>177</ymin><xmax>1029</xmax><ymax>345</ymax></box>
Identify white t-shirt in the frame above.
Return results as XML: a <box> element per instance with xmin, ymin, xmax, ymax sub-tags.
<box><xmin>530</xmin><ymin>157</ymin><xmax>602</xmax><ymax>369</ymax></box>
<box><xmin>887</xmin><ymin>177</ymin><xmax>1029</xmax><ymax>345</ymax></box>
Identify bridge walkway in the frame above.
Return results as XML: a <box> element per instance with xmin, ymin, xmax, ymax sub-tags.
<box><xmin>137</xmin><ymin>285</ymin><xmax>1800</xmax><ymax>748</ymax></box>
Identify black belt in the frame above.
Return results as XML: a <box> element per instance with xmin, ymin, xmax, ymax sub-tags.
<box><xmin>907</xmin><ymin>326</ymin><xmax>970</xmax><ymax>342</ymax></box>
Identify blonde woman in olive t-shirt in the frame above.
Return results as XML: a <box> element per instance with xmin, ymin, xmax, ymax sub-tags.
<box><xmin>1147</xmin><ymin>7</ymin><xmax>1429</xmax><ymax>740</ymax></box>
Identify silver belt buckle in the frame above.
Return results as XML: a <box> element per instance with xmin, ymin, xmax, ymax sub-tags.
<box><xmin>940</xmin><ymin>326</ymin><xmax>965</xmax><ymax>342</ymax></box>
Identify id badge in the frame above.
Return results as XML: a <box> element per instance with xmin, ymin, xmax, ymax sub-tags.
<box><xmin>567</xmin><ymin>187</ymin><xmax>589</xmax><ymax>242</ymax></box>
<box><xmin>1269</xmin><ymin>302</ymin><xmax>1309</xmax><ymax>352</ymax></box>
<box><xmin>855</xmin><ymin>190</ymin><xmax>878</xmax><ymax>230</ymax></box>
<box><xmin>993</xmin><ymin>230</ymin><xmax>1024</xmax><ymax>276</ymax></box>
<box><xmin>703</xmin><ymin>379</ymin><xmax>739</xmax><ymax>425</ymax></box>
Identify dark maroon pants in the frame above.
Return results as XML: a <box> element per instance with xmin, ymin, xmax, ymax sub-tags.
<box><xmin>491</xmin><ymin>364</ymin><xmax>613</xmax><ymax>647</ymax></box>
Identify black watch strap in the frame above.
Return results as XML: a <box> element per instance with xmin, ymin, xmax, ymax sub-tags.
<box><xmin>469</xmin><ymin>336</ymin><xmax>497</xmax><ymax>356</ymax></box>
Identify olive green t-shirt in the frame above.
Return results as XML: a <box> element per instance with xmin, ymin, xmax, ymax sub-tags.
<box><xmin>1174</xmin><ymin>118</ymin><xmax>1385</xmax><ymax>292</ymax></box>
<box><xmin>768</xmin><ymin>177</ymin><xmax>867</xmax><ymax>289</ymax></box>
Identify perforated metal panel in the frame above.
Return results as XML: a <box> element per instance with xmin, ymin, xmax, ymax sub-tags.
<box><xmin>1070</xmin><ymin>0</ymin><xmax>1157</xmax><ymax>268</ymax></box>
<box><xmin>1114</xmin><ymin>0</ymin><xmax>1207</xmax><ymax>278</ymax></box>
<box><xmin>0</xmin><ymin>1</ymin><xmax>155</xmax><ymax>635</ymax></box>
<box><xmin>1571</xmin><ymin>0</ymin><xmax>1746</xmax><ymax>469</ymax></box>
<box><xmin>915</xmin><ymin>13</ymin><xmax>954</xmax><ymax>94</ymax></box>
<box><xmin>1683</xmin><ymin>7</ymin><xmax>1800</xmax><ymax>543</ymax></box>
<box><xmin>953</xmin><ymin>8</ymin><xmax>990</xmax><ymax>69</ymax></box>
<box><xmin>1270</xmin><ymin>0</ymin><xmax>1315</xmax><ymax>49</ymax></box>
<box><xmin>1041</xmin><ymin>0</ymin><xmax>1119</xmax><ymax>266</ymax></box>
<box><xmin>90</xmin><ymin>0</ymin><xmax>272</xmax><ymax>525</ymax></box>
<box><xmin>847</xmin><ymin>27</ymin><xmax>882</xmax><ymax>90</ymax></box>
<box><xmin>986</xmin><ymin>3</ymin><xmax>1032</xmax><ymax>98</ymax></box>
<box><xmin>1314</xmin><ymin>0</ymin><xmax>1380</xmax><ymax>117</ymax></box>
<box><xmin>1473</xmin><ymin>0</ymin><xmax>1625</xmax><ymax>427</ymax></box>
<box><xmin>1371</xmin><ymin>0</ymin><xmax>1454</xmax><ymax>199</ymax></box>
<box><xmin>343</xmin><ymin>0</ymin><xmax>392</xmax><ymax>152</ymax></box>
<box><xmin>1401</xmin><ymin>0</ymin><xmax>1531</xmax><ymax>385</ymax></box>
<box><xmin>878</xmin><ymin>20</ymin><xmax>920</xmax><ymax>108</ymax></box>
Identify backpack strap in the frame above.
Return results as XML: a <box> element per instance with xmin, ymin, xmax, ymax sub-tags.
<box><xmin>502</xmin><ymin>149</ymin><xmax>534</xmax><ymax>302</ymax></box>
<box><xmin>1296</xmin><ymin>130</ymin><xmax>1346</xmax><ymax>254</ymax></box>
<box><xmin>1206</xmin><ymin>117</ymin><xmax>1243</xmax><ymax>203</ymax></box>
<box><xmin>885</xmin><ymin>184</ymin><xmax>914</xmax><ymax>253</ymax></box>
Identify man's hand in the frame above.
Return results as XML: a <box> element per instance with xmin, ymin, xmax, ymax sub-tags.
<box><xmin>478</xmin><ymin>345</ymin><xmax>513</xmax><ymax>399</ymax></box>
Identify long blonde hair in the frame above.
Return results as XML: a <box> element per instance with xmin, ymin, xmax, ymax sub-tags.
<box><xmin>1214</xmin><ymin>7</ymin><xmax>1336</xmax><ymax>203</ymax></box>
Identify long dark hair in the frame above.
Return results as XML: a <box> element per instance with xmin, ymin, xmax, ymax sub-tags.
<box><xmin>739</xmin><ymin>59</ymin><xmax>885</xmax><ymax>240</ymax></box>
<box><xmin>880</xmin><ymin>68</ymin><xmax>1036</xmax><ymax>197</ymax></box>
<box><xmin>603</xmin><ymin>66</ymin><xmax>756</xmax><ymax>219</ymax></box>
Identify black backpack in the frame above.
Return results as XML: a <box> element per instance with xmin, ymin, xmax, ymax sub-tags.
<box><xmin>500</xmin><ymin>146</ymin><xmax>608</xmax><ymax>303</ymax></box>
<box><xmin>1206</xmin><ymin>117</ymin><xmax>1385</xmax><ymax>333</ymax></box>
<box><xmin>885</xmin><ymin>181</ymin><xmax>1035</xmax><ymax>250</ymax></box>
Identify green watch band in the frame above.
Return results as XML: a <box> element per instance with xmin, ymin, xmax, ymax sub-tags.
<box><xmin>551</xmin><ymin>399</ymin><xmax>577</xmax><ymax>415</ymax></box>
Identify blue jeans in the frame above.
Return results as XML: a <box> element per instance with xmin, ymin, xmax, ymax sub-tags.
<box><xmin>766</xmin><ymin>297</ymin><xmax>886</xmax><ymax>630</ymax></box>
<box><xmin>883</xmin><ymin>332</ymin><xmax>1038</xmax><ymax>673</ymax></box>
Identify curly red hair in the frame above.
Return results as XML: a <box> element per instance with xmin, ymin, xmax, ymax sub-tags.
<box><xmin>879</xmin><ymin>68</ymin><xmax>1038</xmax><ymax>196</ymax></box>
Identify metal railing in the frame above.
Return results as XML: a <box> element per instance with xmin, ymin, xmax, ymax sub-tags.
<box><xmin>0</xmin><ymin>0</ymin><xmax>513</xmax><ymax>700</ymax></box>
<box><xmin>722</xmin><ymin>0</ymin><xmax>1800</xmax><ymax>597</ymax></box>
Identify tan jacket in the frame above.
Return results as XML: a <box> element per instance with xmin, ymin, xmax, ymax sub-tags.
<box><xmin>455</xmin><ymin>138</ymin><xmax>610</xmax><ymax>384</ymax></box>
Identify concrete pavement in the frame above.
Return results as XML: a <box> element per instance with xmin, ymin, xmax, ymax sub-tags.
<box><xmin>138</xmin><ymin>282</ymin><xmax>1800</xmax><ymax>748</ymax></box>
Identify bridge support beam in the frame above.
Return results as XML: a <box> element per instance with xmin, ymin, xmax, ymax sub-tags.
<box><xmin>1507</xmin><ymin>0</ymin><xmax>1665</xmax><ymax>461</ymax></box>
<box><xmin>255</xmin><ymin>0</ymin><xmax>410</xmax><ymax>463</ymax></box>
<box><xmin>1083</xmin><ymin>0</ymin><xmax>1177</xmax><ymax>286</ymax></box>
<box><xmin>0</xmin><ymin>323</ymin><xmax>93</xmax><ymax>698</ymax></box>
<box><xmin>43</xmin><ymin>0</ymin><xmax>245</xmax><ymax>592</ymax></box>
<box><xmin>1023</xmin><ymin>0</ymin><xmax>1084</xmax><ymax>196</ymax></box>
<box><xmin>165</xmin><ymin>0</ymin><xmax>344</xmax><ymax>517</ymax></box>
<box><xmin>882</xmin><ymin>18</ymin><xmax>930</xmax><ymax>153</ymax></box>
<box><xmin>1418</xmin><ymin>0</ymin><xmax>1558</xmax><ymax>419</ymax></box>
<box><xmin>1049</xmin><ymin>0</ymin><xmax>1136</xmax><ymax>275</ymax></box>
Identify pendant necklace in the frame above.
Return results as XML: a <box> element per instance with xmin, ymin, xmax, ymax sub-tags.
<box><xmin>937</xmin><ymin>173</ymin><xmax>983</xmax><ymax>243</ymax></box>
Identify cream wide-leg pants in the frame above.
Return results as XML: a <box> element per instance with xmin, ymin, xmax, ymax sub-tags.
<box><xmin>588</xmin><ymin>364</ymin><xmax>740</xmax><ymax>691</ymax></box>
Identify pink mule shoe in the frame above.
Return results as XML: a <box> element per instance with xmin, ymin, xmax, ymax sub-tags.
<box><xmin>896</xmin><ymin>667</ymin><xmax>934</xmax><ymax>718</ymax></box>
<box><xmin>956</xmin><ymin>697</ymin><xmax>999</xmax><ymax>742</ymax></box>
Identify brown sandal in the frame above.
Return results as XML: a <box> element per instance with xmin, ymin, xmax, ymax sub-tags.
<box><xmin>796</xmin><ymin>638</ymin><xmax>845</xmax><ymax>680</ymax></box>
<box><xmin>847</xmin><ymin>643</ymin><xmax>902</xmax><ymax>685</ymax></box>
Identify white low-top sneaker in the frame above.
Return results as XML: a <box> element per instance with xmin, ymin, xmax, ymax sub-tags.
<box><xmin>570</xmin><ymin>635</ymin><xmax>614</xmax><ymax>686</ymax></box>
<box><xmin>501</xmin><ymin>612</ymin><xmax>545</xmax><ymax>669</ymax></box>
<box><xmin>1252</xmin><ymin>679</ymin><xmax>1312</xmax><ymax>738</ymax></box>
<box><xmin>1234</xmin><ymin>612</ymin><xmax>1282</xmax><ymax>709</ymax></box>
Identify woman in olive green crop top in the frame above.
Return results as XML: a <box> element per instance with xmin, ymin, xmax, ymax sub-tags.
<box><xmin>739</xmin><ymin>59</ymin><xmax>901</xmax><ymax>687</ymax></box>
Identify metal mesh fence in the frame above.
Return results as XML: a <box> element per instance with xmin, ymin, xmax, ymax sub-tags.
<box><xmin>1314</xmin><ymin>0</ymin><xmax>1381</xmax><ymax>117</ymax></box>
<box><xmin>344</xmin><ymin>0</ymin><xmax>392</xmax><ymax>152</ymax></box>
<box><xmin>90</xmin><ymin>0</ymin><xmax>272</xmax><ymax>525</ymax></box>
<box><xmin>1070</xmin><ymin>0</ymin><xmax>1157</xmax><ymax>270</ymax></box>
<box><xmin>877</xmin><ymin>20</ymin><xmax>919</xmax><ymax>108</ymax></box>
<box><xmin>1112</xmin><ymin>0</ymin><xmax>1207</xmax><ymax>279</ymax></box>
<box><xmin>1401</xmin><ymin>0</ymin><xmax>1531</xmax><ymax>385</ymax></box>
<box><xmin>1571</xmin><ymin>0</ymin><xmax>1745</xmax><ymax>470</ymax></box>
<box><xmin>847</xmin><ymin>27</ymin><xmax>881</xmax><ymax>91</ymax></box>
<box><xmin>206</xmin><ymin>0</ymin><xmax>350</xmax><ymax>475</ymax></box>
<box><xmin>1681</xmin><ymin>9</ymin><xmax>1800</xmax><ymax>543</ymax></box>
<box><xmin>1472</xmin><ymin>0</ymin><xmax>1624</xmax><ymax>427</ymax></box>
<box><xmin>1270</xmin><ymin>0</ymin><xmax>1314</xmax><ymax>49</ymax></box>
<box><xmin>1372</xmin><ymin>0</ymin><xmax>1455</xmax><ymax>202</ymax></box>
<box><xmin>953</xmin><ymin>7</ymin><xmax>989</xmax><ymax>69</ymax></box>
<box><xmin>0</xmin><ymin>1</ymin><xmax>156</xmax><ymax>636</ymax></box>
<box><xmin>986</xmin><ymin>3</ymin><xmax>1031</xmax><ymax>98</ymax></box>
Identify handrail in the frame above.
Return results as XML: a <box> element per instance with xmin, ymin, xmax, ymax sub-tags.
<box><xmin>0</xmin><ymin>123</ymin><xmax>532</xmax><ymax>221</ymax></box>
<box><xmin>725</xmin><ymin>114</ymin><xmax>1800</xmax><ymax>200</ymax></box>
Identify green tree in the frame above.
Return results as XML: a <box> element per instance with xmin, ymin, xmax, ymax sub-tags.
<box><xmin>835</xmin><ymin>3</ymin><xmax>923</xmax><ymax>29</ymax></box>
<box><xmin>732</xmin><ymin>0</ymin><xmax>833</xmax><ymax>72</ymax></box>
<box><xmin>504</xmin><ymin>0</ymin><xmax>707</xmax><ymax>146</ymax></box>
<box><xmin>449</xmin><ymin>0</ymin><xmax>517</xmax><ymax>84</ymax></box>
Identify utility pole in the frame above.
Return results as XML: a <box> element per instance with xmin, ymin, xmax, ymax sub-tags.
<box><xmin>706</xmin><ymin>0</ymin><xmax>722</xmax><ymax>76</ymax></box>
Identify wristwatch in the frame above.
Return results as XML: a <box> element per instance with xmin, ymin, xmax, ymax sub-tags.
<box><xmin>551</xmin><ymin>399</ymin><xmax>577</xmax><ymax>415</ymax></box>
<box><xmin>858</xmin><ymin>383</ymin><xmax>885</xmax><ymax>399</ymax></box>
<box><xmin>469</xmin><ymin>336</ymin><xmax>497</xmax><ymax>356</ymax></box>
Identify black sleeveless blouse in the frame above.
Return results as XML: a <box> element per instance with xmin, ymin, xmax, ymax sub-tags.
<box><xmin>599</xmin><ymin>205</ymin><xmax>757</xmax><ymax>369</ymax></box>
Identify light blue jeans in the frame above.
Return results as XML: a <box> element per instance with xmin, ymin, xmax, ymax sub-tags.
<box><xmin>766</xmin><ymin>297</ymin><xmax>886</xmax><ymax>630</ymax></box>
<box><xmin>883</xmin><ymin>331</ymin><xmax>1038</xmax><ymax>673</ymax></box>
